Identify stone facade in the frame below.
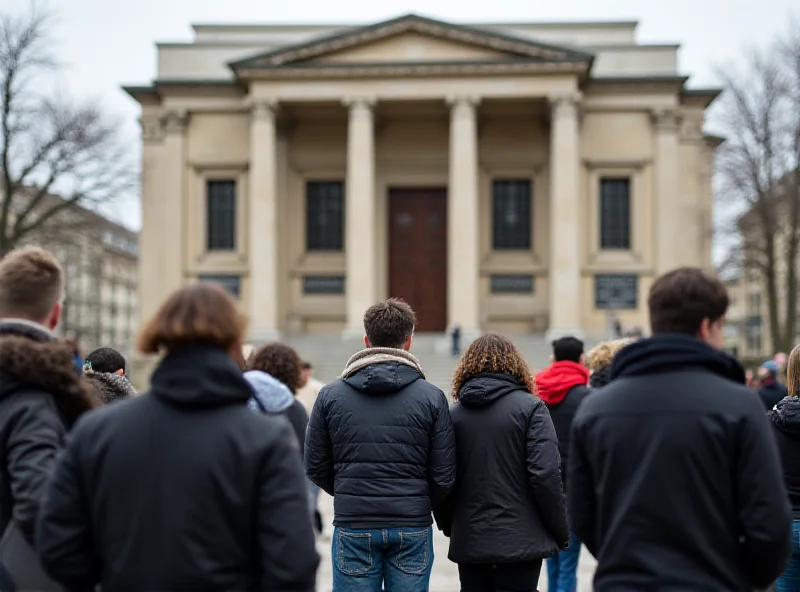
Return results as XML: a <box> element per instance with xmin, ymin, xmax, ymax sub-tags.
<box><xmin>125</xmin><ymin>14</ymin><xmax>720</xmax><ymax>343</ymax></box>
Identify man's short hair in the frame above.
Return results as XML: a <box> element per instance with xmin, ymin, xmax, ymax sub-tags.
<box><xmin>86</xmin><ymin>347</ymin><xmax>126</xmax><ymax>374</ymax></box>
<box><xmin>363</xmin><ymin>298</ymin><xmax>417</xmax><ymax>348</ymax></box>
<box><xmin>0</xmin><ymin>246</ymin><xmax>63</xmax><ymax>322</ymax></box>
<box><xmin>648</xmin><ymin>267</ymin><xmax>729</xmax><ymax>335</ymax></box>
<box><xmin>552</xmin><ymin>336</ymin><xmax>584</xmax><ymax>363</ymax></box>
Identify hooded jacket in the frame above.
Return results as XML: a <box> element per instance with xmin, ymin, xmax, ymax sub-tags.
<box><xmin>36</xmin><ymin>345</ymin><xmax>319</xmax><ymax>592</ymax></box>
<box><xmin>244</xmin><ymin>370</ymin><xmax>308</xmax><ymax>455</ymax></box>
<box><xmin>436</xmin><ymin>374</ymin><xmax>569</xmax><ymax>564</ymax></box>
<box><xmin>569</xmin><ymin>334</ymin><xmax>791</xmax><ymax>592</ymax></box>
<box><xmin>0</xmin><ymin>321</ymin><xmax>98</xmax><ymax>544</ymax></box>
<box><xmin>759</xmin><ymin>376</ymin><xmax>788</xmax><ymax>411</ymax></box>
<box><xmin>85</xmin><ymin>370</ymin><xmax>136</xmax><ymax>404</ymax></box>
<box><xmin>535</xmin><ymin>361</ymin><xmax>589</xmax><ymax>493</ymax></box>
<box><xmin>770</xmin><ymin>397</ymin><xmax>800</xmax><ymax>518</ymax></box>
<box><xmin>304</xmin><ymin>348</ymin><xmax>456</xmax><ymax>529</ymax></box>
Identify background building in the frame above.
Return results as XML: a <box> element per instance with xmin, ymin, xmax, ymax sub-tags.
<box><xmin>125</xmin><ymin>14</ymin><xmax>720</xmax><ymax>345</ymax></box>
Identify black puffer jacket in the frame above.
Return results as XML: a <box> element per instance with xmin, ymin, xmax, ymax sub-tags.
<box><xmin>570</xmin><ymin>334</ymin><xmax>791</xmax><ymax>591</ymax></box>
<box><xmin>770</xmin><ymin>397</ymin><xmax>800</xmax><ymax>518</ymax></box>
<box><xmin>305</xmin><ymin>351</ymin><xmax>455</xmax><ymax>529</ymax></box>
<box><xmin>0</xmin><ymin>321</ymin><xmax>98</xmax><ymax>544</ymax></box>
<box><xmin>759</xmin><ymin>378</ymin><xmax>788</xmax><ymax>411</ymax></box>
<box><xmin>36</xmin><ymin>345</ymin><xmax>319</xmax><ymax>592</ymax></box>
<box><xmin>436</xmin><ymin>374</ymin><xmax>569</xmax><ymax>564</ymax></box>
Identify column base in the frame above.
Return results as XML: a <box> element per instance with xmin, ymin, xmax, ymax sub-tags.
<box><xmin>248</xmin><ymin>326</ymin><xmax>281</xmax><ymax>345</ymax></box>
<box><xmin>545</xmin><ymin>326</ymin><xmax>585</xmax><ymax>343</ymax></box>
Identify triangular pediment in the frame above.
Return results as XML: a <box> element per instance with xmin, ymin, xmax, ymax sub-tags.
<box><xmin>230</xmin><ymin>14</ymin><xmax>593</xmax><ymax>75</ymax></box>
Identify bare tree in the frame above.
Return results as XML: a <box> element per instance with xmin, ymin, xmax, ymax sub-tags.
<box><xmin>717</xmin><ymin>22</ymin><xmax>800</xmax><ymax>354</ymax></box>
<box><xmin>0</xmin><ymin>4</ymin><xmax>135</xmax><ymax>255</ymax></box>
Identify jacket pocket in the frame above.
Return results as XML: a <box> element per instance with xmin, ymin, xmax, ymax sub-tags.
<box><xmin>336</xmin><ymin>530</ymin><xmax>372</xmax><ymax>576</ymax></box>
<box><xmin>394</xmin><ymin>528</ymin><xmax>431</xmax><ymax>575</ymax></box>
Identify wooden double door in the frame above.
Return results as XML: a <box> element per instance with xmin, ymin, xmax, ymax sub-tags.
<box><xmin>388</xmin><ymin>188</ymin><xmax>447</xmax><ymax>332</ymax></box>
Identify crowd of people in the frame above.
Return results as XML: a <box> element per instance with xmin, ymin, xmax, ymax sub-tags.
<box><xmin>0</xmin><ymin>246</ymin><xmax>799</xmax><ymax>591</ymax></box>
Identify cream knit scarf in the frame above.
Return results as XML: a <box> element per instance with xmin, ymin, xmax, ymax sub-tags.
<box><xmin>341</xmin><ymin>347</ymin><xmax>425</xmax><ymax>379</ymax></box>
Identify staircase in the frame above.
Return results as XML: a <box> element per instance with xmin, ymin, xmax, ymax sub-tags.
<box><xmin>283</xmin><ymin>332</ymin><xmax>595</xmax><ymax>395</ymax></box>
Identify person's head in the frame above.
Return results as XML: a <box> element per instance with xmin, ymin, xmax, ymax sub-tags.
<box><xmin>138</xmin><ymin>282</ymin><xmax>247</xmax><ymax>360</ymax></box>
<box><xmin>245</xmin><ymin>343</ymin><xmax>303</xmax><ymax>393</ymax></box>
<box><xmin>551</xmin><ymin>336</ymin><xmax>584</xmax><ymax>364</ymax></box>
<box><xmin>775</xmin><ymin>352</ymin><xmax>788</xmax><ymax>371</ymax></box>
<box><xmin>0</xmin><ymin>246</ymin><xmax>64</xmax><ymax>330</ymax></box>
<box><xmin>787</xmin><ymin>346</ymin><xmax>800</xmax><ymax>397</ymax></box>
<box><xmin>85</xmin><ymin>347</ymin><xmax>126</xmax><ymax>376</ymax></box>
<box><xmin>452</xmin><ymin>333</ymin><xmax>536</xmax><ymax>400</ymax></box>
<box><xmin>300</xmin><ymin>360</ymin><xmax>313</xmax><ymax>386</ymax></box>
<box><xmin>363</xmin><ymin>298</ymin><xmax>416</xmax><ymax>351</ymax></box>
<box><xmin>759</xmin><ymin>360</ymin><xmax>780</xmax><ymax>380</ymax></box>
<box><xmin>648</xmin><ymin>267</ymin><xmax>729</xmax><ymax>349</ymax></box>
<box><xmin>587</xmin><ymin>338</ymin><xmax>633</xmax><ymax>374</ymax></box>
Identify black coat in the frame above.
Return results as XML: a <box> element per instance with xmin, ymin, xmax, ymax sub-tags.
<box><xmin>435</xmin><ymin>374</ymin><xmax>569</xmax><ymax>564</ymax></box>
<box><xmin>759</xmin><ymin>378</ymin><xmax>788</xmax><ymax>411</ymax></box>
<box><xmin>770</xmin><ymin>397</ymin><xmax>800</xmax><ymax>518</ymax></box>
<box><xmin>544</xmin><ymin>385</ymin><xmax>589</xmax><ymax>493</ymax></box>
<box><xmin>0</xmin><ymin>322</ymin><xmax>97</xmax><ymax>543</ymax></box>
<box><xmin>285</xmin><ymin>398</ymin><xmax>309</xmax><ymax>457</ymax></box>
<box><xmin>569</xmin><ymin>334</ymin><xmax>791</xmax><ymax>591</ymax></box>
<box><xmin>305</xmin><ymin>359</ymin><xmax>455</xmax><ymax>529</ymax></box>
<box><xmin>36</xmin><ymin>346</ymin><xmax>319</xmax><ymax>592</ymax></box>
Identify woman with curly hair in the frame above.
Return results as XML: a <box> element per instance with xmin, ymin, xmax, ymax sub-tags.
<box><xmin>587</xmin><ymin>338</ymin><xmax>634</xmax><ymax>388</ymax></box>
<box><xmin>435</xmin><ymin>333</ymin><xmax>569</xmax><ymax>592</ymax></box>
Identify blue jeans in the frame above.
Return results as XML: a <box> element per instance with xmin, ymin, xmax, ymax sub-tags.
<box><xmin>332</xmin><ymin>526</ymin><xmax>434</xmax><ymax>592</ymax></box>
<box><xmin>546</xmin><ymin>531</ymin><xmax>581</xmax><ymax>592</ymax></box>
<box><xmin>777</xmin><ymin>520</ymin><xmax>800</xmax><ymax>591</ymax></box>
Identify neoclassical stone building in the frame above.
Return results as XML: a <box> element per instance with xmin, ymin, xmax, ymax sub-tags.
<box><xmin>125</xmin><ymin>14</ymin><xmax>720</xmax><ymax>341</ymax></box>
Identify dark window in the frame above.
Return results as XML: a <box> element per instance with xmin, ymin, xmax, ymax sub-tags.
<box><xmin>198</xmin><ymin>274</ymin><xmax>241</xmax><ymax>299</ymax></box>
<box><xmin>490</xmin><ymin>274</ymin><xmax>535</xmax><ymax>294</ymax></box>
<box><xmin>595</xmin><ymin>274</ymin><xmax>638</xmax><ymax>310</ymax></box>
<box><xmin>303</xmin><ymin>275</ymin><xmax>345</xmax><ymax>294</ymax></box>
<box><xmin>206</xmin><ymin>180</ymin><xmax>237</xmax><ymax>250</ymax></box>
<box><xmin>306</xmin><ymin>182</ymin><xmax>344</xmax><ymax>251</ymax></box>
<box><xmin>492</xmin><ymin>180</ymin><xmax>531</xmax><ymax>250</ymax></box>
<box><xmin>600</xmin><ymin>178</ymin><xmax>631</xmax><ymax>249</ymax></box>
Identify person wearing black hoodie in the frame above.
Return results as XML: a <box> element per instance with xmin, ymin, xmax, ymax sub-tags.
<box><xmin>36</xmin><ymin>283</ymin><xmax>319</xmax><ymax>591</ymax></box>
<box><xmin>770</xmin><ymin>344</ymin><xmax>800</xmax><ymax>590</ymax></box>
<box><xmin>305</xmin><ymin>298</ymin><xmax>455</xmax><ymax>591</ymax></box>
<box><xmin>568</xmin><ymin>267</ymin><xmax>791</xmax><ymax>591</ymax></box>
<box><xmin>437</xmin><ymin>333</ymin><xmax>569</xmax><ymax>592</ymax></box>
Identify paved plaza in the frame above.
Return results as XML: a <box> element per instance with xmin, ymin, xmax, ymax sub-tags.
<box><xmin>314</xmin><ymin>492</ymin><xmax>597</xmax><ymax>591</ymax></box>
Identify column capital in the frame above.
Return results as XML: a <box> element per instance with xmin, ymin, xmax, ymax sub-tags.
<box><xmin>446</xmin><ymin>95</ymin><xmax>481</xmax><ymax>109</ymax></box>
<box><xmin>548</xmin><ymin>93</ymin><xmax>582</xmax><ymax>118</ymax></box>
<box><xmin>342</xmin><ymin>96</ymin><xmax>377</xmax><ymax>110</ymax></box>
<box><xmin>651</xmin><ymin>108</ymin><xmax>682</xmax><ymax>132</ymax></box>
<box><xmin>247</xmin><ymin>98</ymin><xmax>278</xmax><ymax>120</ymax></box>
<box><xmin>139</xmin><ymin>116</ymin><xmax>165</xmax><ymax>143</ymax></box>
<box><xmin>161</xmin><ymin>110</ymin><xmax>189</xmax><ymax>135</ymax></box>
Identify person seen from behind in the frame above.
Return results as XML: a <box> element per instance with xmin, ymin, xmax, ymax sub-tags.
<box><xmin>568</xmin><ymin>267</ymin><xmax>791</xmax><ymax>591</ymax></box>
<box><xmin>769</xmin><ymin>345</ymin><xmax>800</xmax><ymax>591</ymax></box>
<box><xmin>0</xmin><ymin>247</ymin><xmax>100</xmax><ymax>592</ymax></box>
<box><xmin>534</xmin><ymin>336</ymin><xmax>588</xmax><ymax>592</ymax></box>
<box><xmin>587</xmin><ymin>339</ymin><xmax>632</xmax><ymax>389</ymax></box>
<box><xmin>295</xmin><ymin>359</ymin><xmax>326</xmax><ymax>534</ymax></box>
<box><xmin>436</xmin><ymin>333</ymin><xmax>569</xmax><ymax>592</ymax></box>
<box><xmin>36</xmin><ymin>282</ymin><xmax>319</xmax><ymax>591</ymax></box>
<box><xmin>759</xmin><ymin>359</ymin><xmax>788</xmax><ymax>411</ymax></box>
<box><xmin>84</xmin><ymin>347</ymin><xmax>136</xmax><ymax>403</ymax></box>
<box><xmin>305</xmin><ymin>298</ymin><xmax>455</xmax><ymax>591</ymax></box>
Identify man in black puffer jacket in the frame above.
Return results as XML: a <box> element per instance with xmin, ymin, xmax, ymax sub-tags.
<box><xmin>305</xmin><ymin>298</ymin><xmax>455</xmax><ymax>591</ymax></box>
<box><xmin>569</xmin><ymin>268</ymin><xmax>791</xmax><ymax>591</ymax></box>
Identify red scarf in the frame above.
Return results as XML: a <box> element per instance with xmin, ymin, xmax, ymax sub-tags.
<box><xmin>535</xmin><ymin>361</ymin><xmax>590</xmax><ymax>405</ymax></box>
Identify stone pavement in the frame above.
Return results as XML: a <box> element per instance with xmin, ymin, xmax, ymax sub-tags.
<box><xmin>315</xmin><ymin>492</ymin><xmax>597</xmax><ymax>591</ymax></box>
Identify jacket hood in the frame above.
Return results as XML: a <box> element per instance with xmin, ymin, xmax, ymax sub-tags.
<box><xmin>590</xmin><ymin>365</ymin><xmax>612</xmax><ymax>389</ymax></box>
<box><xmin>0</xmin><ymin>321</ymin><xmax>100</xmax><ymax>423</ymax></box>
<box><xmin>150</xmin><ymin>345</ymin><xmax>253</xmax><ymax>408</ymax></box>
<box><xmin>85</xmin><ymin>371</ymin><xmax>136</xmax><ymax>404</ymax></box>
<box><xmin>535</xmin><ymin>361</ymin><xmax>590</xmax><ymax>405</ymax></box>
<box><xmin>342</xmin><ymin>348</ymin><xmax>425</xmax><ymax>395</ymax></box>
<box><xmin>770</xmin><ymin>396</ymin><xmax>800</xmax><ymax>436</ymax></box>
<box><xmin>610</xmin><ymin>333</ymin><xmax>746</xmax><ymax>384</ymax></box>
<box><xmin>458</xmin><ymin>373</ymin><xmax>527</xmax><ymax>408</ymax></box>
<box><xmin>243</xmin><ymin>370</ymin><xmax>294</xmax><ymax>413</ymax></box>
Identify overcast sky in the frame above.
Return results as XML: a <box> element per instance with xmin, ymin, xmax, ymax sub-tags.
<box><xmin>4</xmin><ymin>0</ymin><xmax>798</xmax><ymax>230</ymax></box>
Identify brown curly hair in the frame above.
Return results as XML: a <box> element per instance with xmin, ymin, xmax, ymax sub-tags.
<box><xmin>451</xmin><ymin>333</ymin><xmax>536</xmax><ymax>400</ymax></box>
<box><xmin>245</xmin><ymin>343</ymin><xmax>302</xmax><ymax>393</ymax></box>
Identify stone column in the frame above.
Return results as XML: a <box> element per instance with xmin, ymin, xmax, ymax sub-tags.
<box><xmin>248</xmin><ymin>99</ymin><xmax>280</xmax><ymax>342</ymax></box>
<box><xmin>446</xmin><ymin>95</ymin><xmax>481</xmax><ymax>335</ymax></box>
<box><xmin>343</xmin><ymin>97</ymin><xmax>377</xmax><ymax>336</ymax></box>
<box><xmin>161</xmin><ymin>110</ymin><xmax>188</xmax><ymax>299</ymax></box>
<box><xmin>653</xmin><ymin>108</ymin><xmax>682</xmax><ymax>274</ymax></box>
<box><xmin>546</xmin><ymin>94</ymin><xmax>583</xmax><ymax>341</ymax></box>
